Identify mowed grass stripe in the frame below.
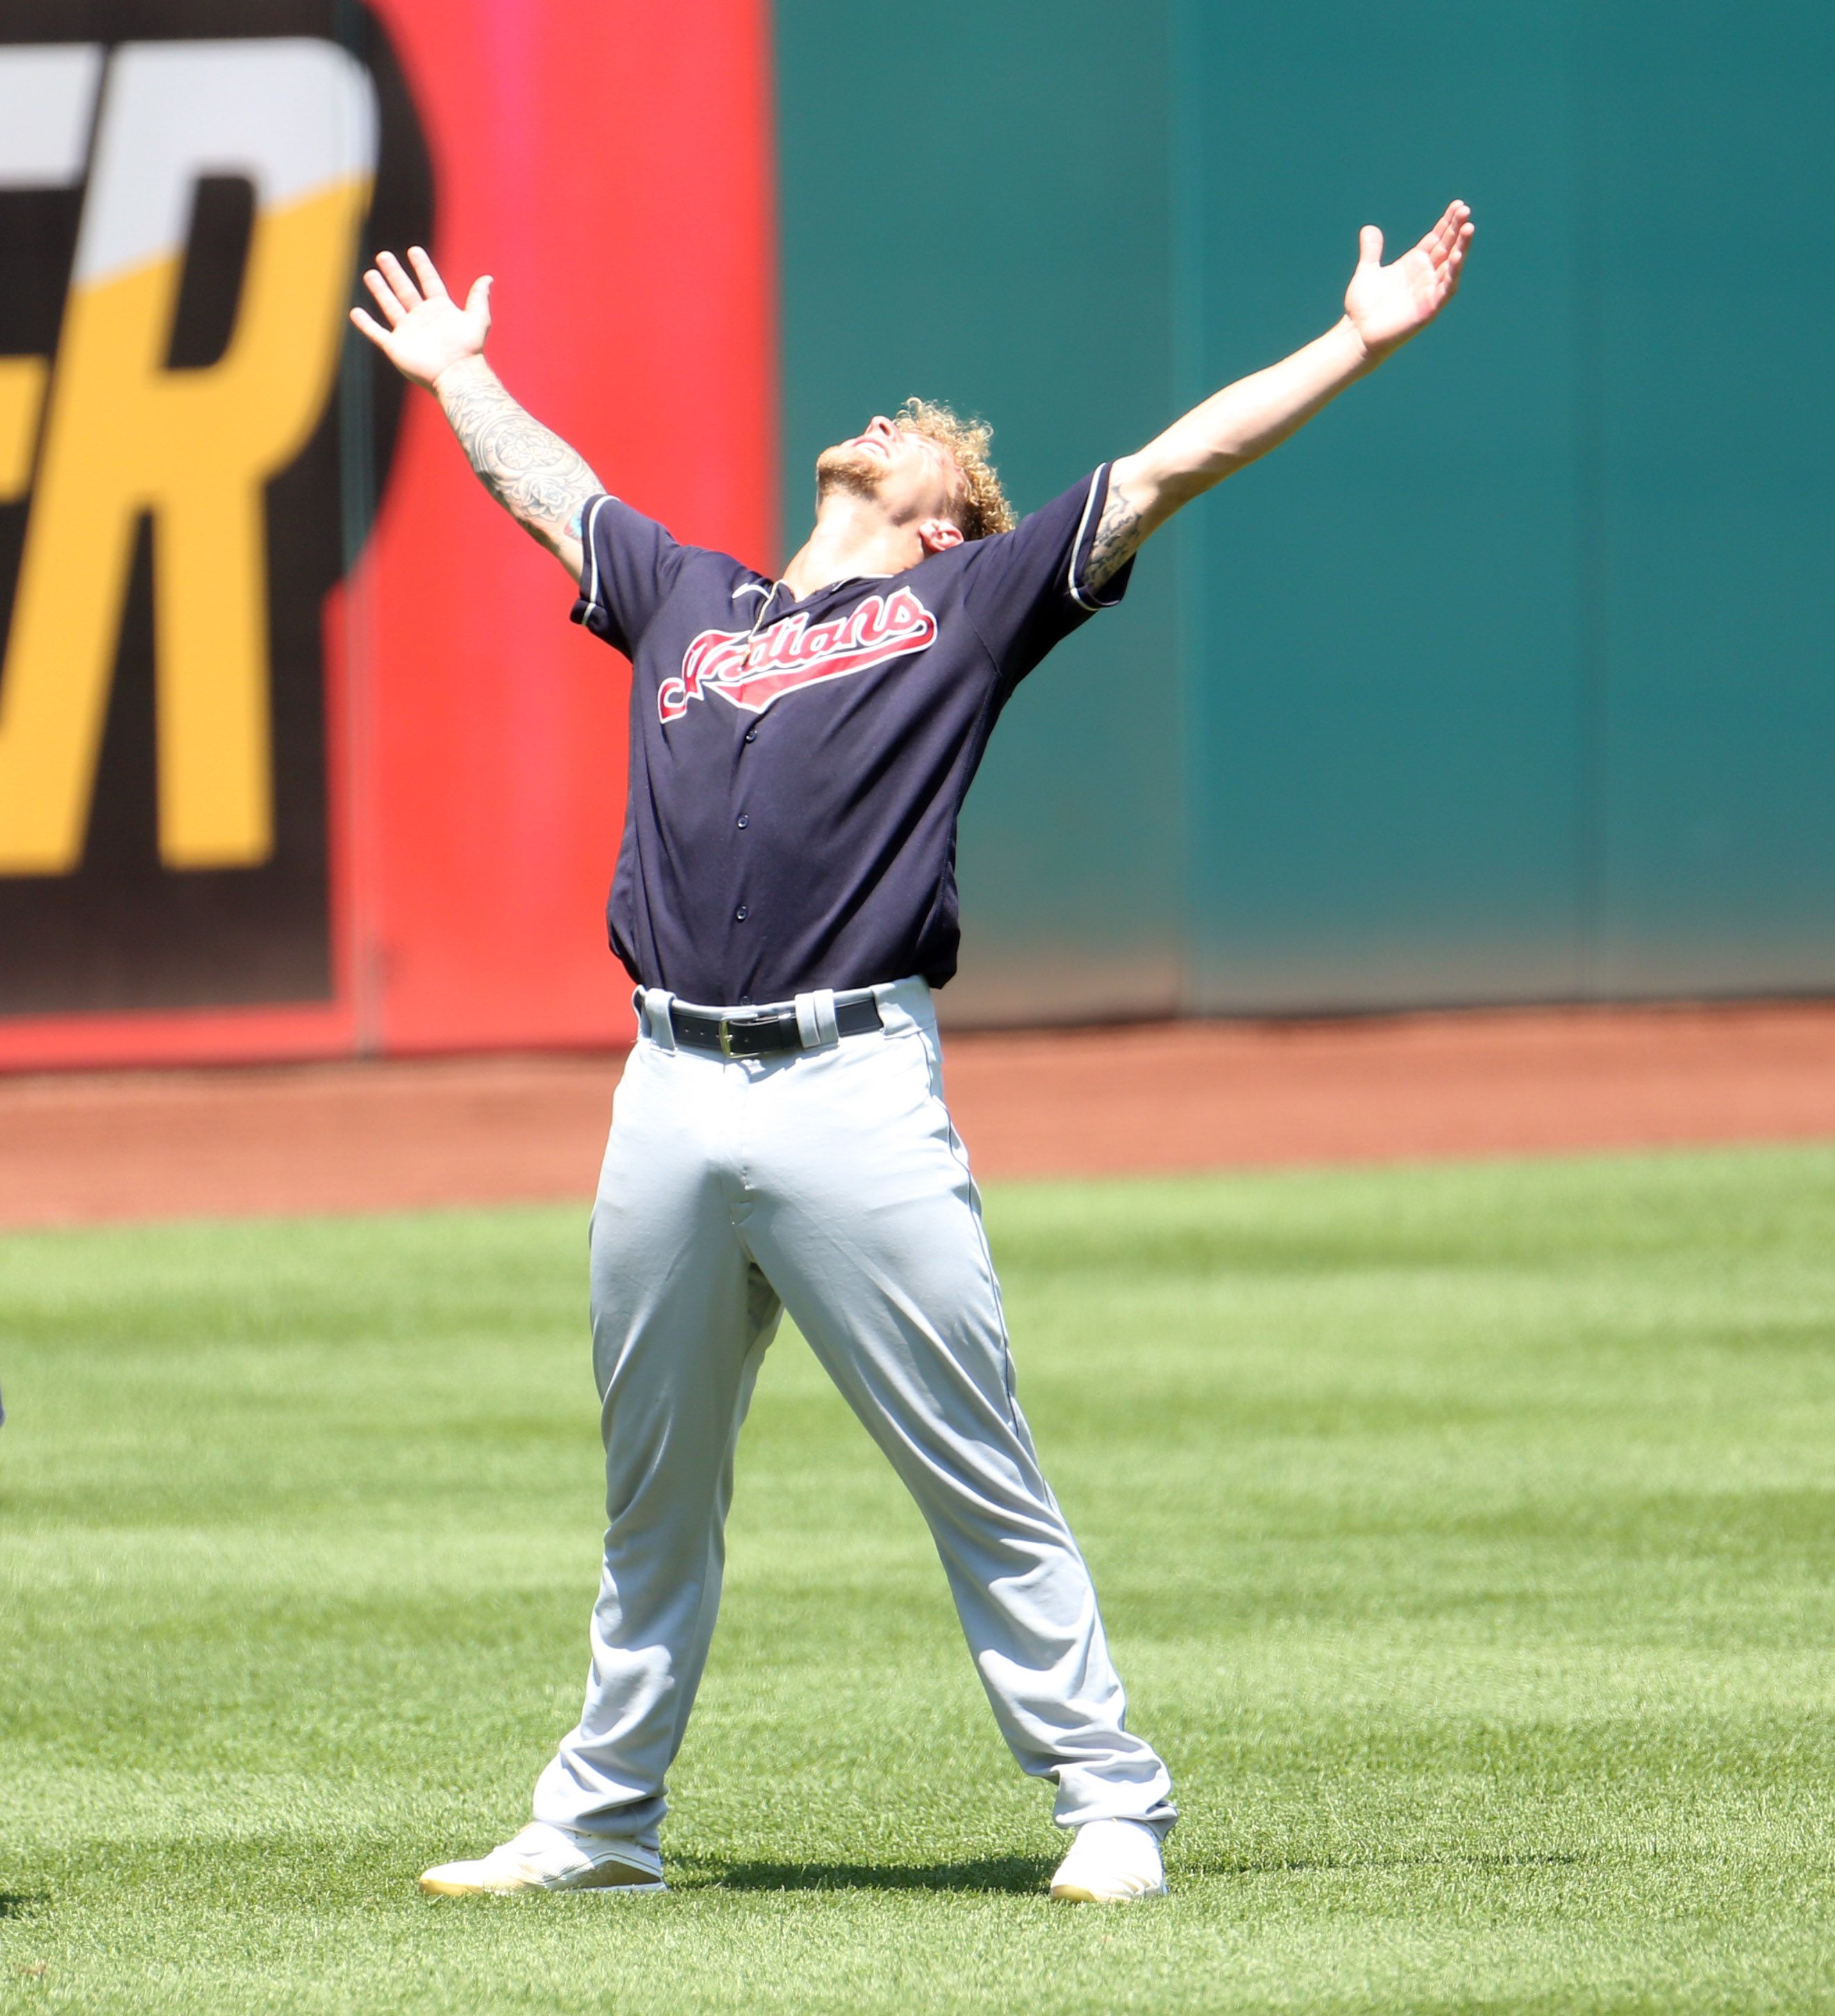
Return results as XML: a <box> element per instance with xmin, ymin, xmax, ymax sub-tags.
<box><xmin>3</xmin><ymin>1145</ymin><xmax>1834</xmax><ymax>2013</ymax></box>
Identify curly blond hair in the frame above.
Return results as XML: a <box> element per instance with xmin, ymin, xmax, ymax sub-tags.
<box><xmin>894</xmin><ymin>396</ymin><xmax>1016</xmax><ymax>541</ymax></box>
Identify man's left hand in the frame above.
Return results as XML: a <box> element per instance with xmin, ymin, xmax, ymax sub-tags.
<box><xmin>1343</xmin><ymin>200</ymin><xmax>1475</xmax><ymax>362</ymax></box>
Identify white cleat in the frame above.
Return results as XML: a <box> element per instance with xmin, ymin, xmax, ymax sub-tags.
<box><xmin>419</xmin><ymin>1822</ymin><xmax>667</xmax><ymax>1897</ymax></box>
<box><xmin>1048</xmin><ymin>1818</ymin><xmax>1168</xmax><ymax>1903</ymax></box>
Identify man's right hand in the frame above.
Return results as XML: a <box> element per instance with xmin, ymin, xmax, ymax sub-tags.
<box><xmin>349</xmin><ymin>246</ymin><xmax>491</xmax><ymax>394</ymax></box>
<box><xmin>350</xmin><ymin>244</ymin><xmax>601</xmax><ymax>584</ymax></box>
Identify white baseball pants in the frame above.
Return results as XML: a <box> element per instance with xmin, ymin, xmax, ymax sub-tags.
<box><xmin>531</xmin><ymin>976</ymin><xmax>1174</xmax><ymax>1859</ymax></box>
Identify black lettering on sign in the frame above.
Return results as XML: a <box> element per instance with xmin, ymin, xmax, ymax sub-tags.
<box><xmin>0</xmin><ymin>1</ymin><xmax>433</xmax><ymax>1016</ymax></box>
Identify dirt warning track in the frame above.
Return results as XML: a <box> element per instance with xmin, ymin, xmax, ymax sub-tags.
<box><xmin>2</xmin><ymin>1002</ymin><xmax>1833</xmax><ymax>1230</ymax></box>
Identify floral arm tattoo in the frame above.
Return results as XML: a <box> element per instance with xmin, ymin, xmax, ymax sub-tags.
<box><xmin>437</xmin><ymin>365</ymin><xmax>602</xmax><ymax>549</ymax></box>
<box><xmin>1085</xmin><ymin>480</ymin><xmax>1147</xmax><ymax>592</ymax></box>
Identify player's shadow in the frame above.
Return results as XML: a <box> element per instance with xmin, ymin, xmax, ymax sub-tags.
<box><xmin>683</xmin><ymin>1847</ymin><xmax>1589</xmax><ymax>1895</ymax></box>
<box><xmin>1191</xmin><ymin>1849</ymin><xmax>1587</xmax><ymax>1878</ymax></box>
<box><xmin>692</xmin><ymin>1853</ymin><xmax>1055</xmax><ymax>1896</ymax></box>
<box><xmin>0</xmin><ymin>1892</ymin><xmax>48</xmax><ymax>1918</ymax></box>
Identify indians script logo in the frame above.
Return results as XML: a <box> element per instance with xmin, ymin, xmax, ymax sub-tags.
<box><xmin>660</xmin><ymin>588</ymin><xmax>939</xmax><ymax>724</ymax></box>
<box><xmin>0</xmin><ymin>6</ymin><xmax>430</xmax><ymax>1017</ymax></box>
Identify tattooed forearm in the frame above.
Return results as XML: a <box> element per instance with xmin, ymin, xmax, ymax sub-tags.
<box><xmin>1086</xmin><ymin>482</ymin><xmax>1146</xmax><ymax>591</ymax></box>
<box><xmin>436</xmin><ymin>360</ymin><xmax>601</xmax><ymax>546</ymax></box>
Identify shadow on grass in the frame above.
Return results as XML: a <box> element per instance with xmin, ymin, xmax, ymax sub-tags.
<box><xmin>680</xmin><ymin>1854</ymin><xmax>1057</xmax><ymax>1896</ymax></box>
<box><xmin>0</xmin><ymin>1893</ymin><xmax>49</xmax><ymax>1920</ymax></box>
<box><xmin>675</xmin><ymin>1845</ymin><xmax>1589</xmax><ymax>1895</ymax></box>
<box><xmin>1189</xmin><ymin>1849</ymin><xmax>1588</xmax><ymax>1879</ymax></box>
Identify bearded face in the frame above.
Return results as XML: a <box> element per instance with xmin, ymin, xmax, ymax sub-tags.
<box><xmin>813</xmin><ymin>418</ymin><xmax>965</xmax><ymax>536</ymax></box>
<box><xmin>814</xmin><ymin>439</ymin><xmax>889</xmax><ymax>505</ymax></box>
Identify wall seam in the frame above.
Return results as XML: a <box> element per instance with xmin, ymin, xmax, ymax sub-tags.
<box><xmin>1570</xmin><ymin>0</ymin><xmax>1607</xmax><ymax>1001</ymax></box>
<box><xmin>1167</xmin><ymin>0</ymin><xmax>1205</xmax><ymax>1018</ymax></box>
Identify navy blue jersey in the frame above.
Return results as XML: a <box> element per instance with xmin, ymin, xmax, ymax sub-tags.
<box><xmin>570</xmin><ymin>465</ymin><xmax>1133</xmax><ymax>1005</ymax></box>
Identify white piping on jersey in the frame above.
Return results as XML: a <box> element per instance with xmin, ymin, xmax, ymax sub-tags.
<box><xmin>596</xmin><ymin>482</ymin><xmax>1122</xmax><ymax>638</ymax></box>
<box><xmin>733</xmin><ymin>571</ymin><xmax>896</xmax><ymax>620</ymax></box>
<box><xmin>581</xmin><ymin>494</ymin><xmax>610</xmax><ymax>614</ymax></box>
<box><xmin>744</xmin><ymin>579</ymin><xmax>785</xmax><ymax>644</ymax></box>
<box><xmin>1066</xmin><ymin>465</ymin><xmax>1114</xmax><ymax>614</ymax></box>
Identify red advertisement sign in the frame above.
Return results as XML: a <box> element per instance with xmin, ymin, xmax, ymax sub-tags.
<box><xmin>0</xmin><ymin>0</ymin><xmax>774</xmax><ymax>1067</ymax></box>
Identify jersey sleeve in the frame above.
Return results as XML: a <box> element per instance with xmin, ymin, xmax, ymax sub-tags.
<box><xmin>958</xmin><ymin>463</ymin><xmax>1135</xmax><ymax>687</ymax></box>
<box><xmin>569</xmin><ymin>494</ymin><xmax>689</xmax><ymax>656</ymax></box>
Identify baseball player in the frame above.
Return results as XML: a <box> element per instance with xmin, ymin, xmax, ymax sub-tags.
<box><xmin>351</xmin><ymin>199</ymin><xmax>1473</xmax><ymax>1905</ymax></box>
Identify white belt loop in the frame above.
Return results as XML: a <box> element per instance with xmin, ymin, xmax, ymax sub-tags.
<box><xmin>641</xmin><ymin>987</ymin><xmax>678</xmax><ymax>1051</ymax></box>
<box><xmin>794</xmin><ymin>989</ymin><xmax>839</xmax><ymax>1049</ymax></box>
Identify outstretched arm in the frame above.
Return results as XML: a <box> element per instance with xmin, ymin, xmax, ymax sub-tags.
<box><xmin>349</xmin><ymin>248</ymin><xmax>601</xmax><ymax>583</ymax></box>
<box><xmin>1087</xmin><ymin>201</ymin><xmax>1475</xmax><ymax>590</ymax></box>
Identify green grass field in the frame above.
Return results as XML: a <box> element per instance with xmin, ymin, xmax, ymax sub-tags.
<box><xmin>5</xmin><ymin>1145</ymin><xmax>1835</xmax><ymax>2013</ymax></box>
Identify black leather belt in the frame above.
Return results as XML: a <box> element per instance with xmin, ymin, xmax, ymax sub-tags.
<box><xmin>668</xmin><ymin>993</ymin><xmax>882</xmax><ymax>1059</ymax></box>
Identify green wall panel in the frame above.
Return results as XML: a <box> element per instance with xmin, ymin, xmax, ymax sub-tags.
<box><xmin>1588</xmin><ymin>1</ymin><xmax>1835</xmax><ymax>993</ymax></box>
<box><xmin>1175</xmin><ymin>0</ymin><xmax>1589</xmax><ymax>1010</ymax></box>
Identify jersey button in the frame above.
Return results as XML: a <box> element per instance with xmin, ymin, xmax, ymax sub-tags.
<box><xmin>744</xmin><ymin>728</ymin><xmax>757</xmax><ymax>744</ymax></box>
<box><xmin>736</xmin><ymin>814</ymin><xmax>749</xmax><ymax>829</ymax></box>
<box><xmin>735</xmin><ymin>905</ymin><xmax>749</xmax><ymax>921</ymax></box>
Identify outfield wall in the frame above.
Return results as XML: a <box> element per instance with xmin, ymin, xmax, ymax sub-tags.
<box><xmin>0</xmin><ymin>3</ymin><xmax>1827</xmax><ymax>1066</ymax></box>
